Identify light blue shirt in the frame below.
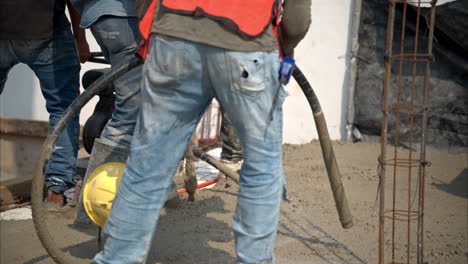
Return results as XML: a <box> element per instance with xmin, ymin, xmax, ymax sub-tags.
<box><xmin>70</xmin><ymin>0</ymin><xmax>137</xmax><ymax>28</ymax></box>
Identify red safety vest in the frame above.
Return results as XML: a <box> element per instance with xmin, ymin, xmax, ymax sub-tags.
<box><xmin>161</xmin><ymin>0</ymin><xmax>278</xmax><ymax>38</ymax></box>
<box><xmin>137</xmin><ymin>0</ymin><xmax>158</xmax><ymax>59</ymax></box>
<box><xmin>138</xmin><ymin>0</ymin><xmax>282</xmax><ymax>59</ymax></box>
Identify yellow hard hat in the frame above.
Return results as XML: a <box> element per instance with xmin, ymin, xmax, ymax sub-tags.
<box><xmin>83</xmin><ymin>162</ymin><xmax>126</xmax><ymax>227</ymax></box>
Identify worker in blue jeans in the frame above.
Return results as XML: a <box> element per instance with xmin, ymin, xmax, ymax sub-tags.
<box><xmin>92</xmin><ymin>0</ymin><xmax>311</xmax><ymax>262</ymax></box>
<box><xmin>69</xmin><ymin>0</ymin><xmax>143</xmax><ymax>149</ymax></box>
<box><xmin>71</xmin><ymin>0</ymin><xmax>179</xmax><ymax>224</ymax></box>
<box><xmin>0</xmin><ymin>0</ymin><xmax>88</xmax><ymax>204</ymax></box>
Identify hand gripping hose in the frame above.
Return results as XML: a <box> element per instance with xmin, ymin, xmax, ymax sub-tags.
<box><xmin>31</xmin><ymin>57</ymin><xmax>351</xmax><ymax>264</ymax></box>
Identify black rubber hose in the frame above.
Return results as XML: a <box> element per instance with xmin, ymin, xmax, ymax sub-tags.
<box><xmin>292</xmin><ymin>66</ymin><xmax>322</xmax><ymax>113</ymax></box>
<box><xmin>277</xmin><ymin>26</ymin><xmax>352</xmax><ymax>227</ymax></box>
<box><xmin>292</xmin><ymin>66</ymin><xmax>353</xmax><ymax>229</ymax></box>
<box><xmin>31</xmin><ymin>56</ymin><xmax>241</xmax><ymax>264</ymax></box>
<box><xmin>31</xmin><ymin>56</ymin><xmax>143</xmax><ymax>264</ymax></box>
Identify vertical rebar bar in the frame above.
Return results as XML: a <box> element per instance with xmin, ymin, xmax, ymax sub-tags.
<box><xmin>417</xmin><ymin>2</ymin><xmax>437</xmax><ymax>263</ymax></box>
<box><xmin>392</xmin><ymin>3</ymin><xmax>408</xmax><ymax>261</ymax></box>
<box><xmin>407</xmin><ymin>2</ymin><xmax>423</xmax><ymax>263</ymax></box>
<box><xmin>379</xmin><ymin>2</ymin><xmax>396</xmax><ymax>263</ymax></box>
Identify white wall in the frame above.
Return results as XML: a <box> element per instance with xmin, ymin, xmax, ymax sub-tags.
<box><xmin>0</xmin><ymin>0</ymin><xmax>354</xmax><ymax>144</ymax></box>
<box><xmin>283</xmin><ymin>0</ymin><xmax>353</xmax><ymax>143</ymax></box>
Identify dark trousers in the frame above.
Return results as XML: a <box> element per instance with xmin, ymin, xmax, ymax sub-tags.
<box><xmin>220</xmin><ymin>109</ymin><xmax>243</xmax><ymax>162</ymax></box>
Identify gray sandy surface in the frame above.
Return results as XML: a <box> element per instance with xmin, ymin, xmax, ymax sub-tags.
<box><xmin>1</xmin><ymin>141</ymin><xmax>467</xmax><ymax>263</ymax></box>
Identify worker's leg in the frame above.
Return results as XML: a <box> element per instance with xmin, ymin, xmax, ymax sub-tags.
<box><xmin>208</xmin><ymin>49</ymin><xmax>286</xmax><ymax>263</ymax></box>
<box><xmin>220</xmin><ymin>109</ymin><xmax>243</xmax><ymax>171</ymax></box>
<box><xmin>26</xmin><ymin>28</ymin><xmax>81</xmax><ymax>194</ymax></box>
<box><xmin>0</xmin><ymin>40</ymin><xmax>20</xmax><ymax>94</ymax></box>
<box><xmin>92</xmin><ymin>35</ymin><xmax>214</xmax><ymax>264</ymax></box>
<box><xmin>76</xmin><ymin>15</ymin><xmax>144</xmax><ymax>223</ymax></box>
<box><xmin>81</xmin><ymin>16</ymin><xmax>142</xmax><ymax>191</ymax></box>
<box><xmin>90</xmin><ymin>15</ymin><xmax>142</xmax><ymax>148</ymax></box>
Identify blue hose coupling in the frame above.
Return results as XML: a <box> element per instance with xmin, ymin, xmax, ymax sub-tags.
<box><xmin>279</xmin><ymin>57</ymin><xmax>295</xmax><ymax>85</ymax></box>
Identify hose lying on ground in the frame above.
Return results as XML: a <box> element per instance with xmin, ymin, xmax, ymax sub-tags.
<box><xmin>31</xmin><ymin>57</ymin><xmax>351</xmax><ymax>264</ymax></box>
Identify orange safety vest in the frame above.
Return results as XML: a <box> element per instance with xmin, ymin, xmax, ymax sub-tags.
<box><xmin>137</xmin><ymin>0</ymin><xmax>158</xmax><ymax>59</ymax></box>
<box><xmin>160</xmin><ymin>0</ymin><xmax>279</xmax><ymax>38</ymax></box>
<box><xmin>138</xmin><ymin>0</ymin><xmax>282</xmax><ymax>59</ymax></box>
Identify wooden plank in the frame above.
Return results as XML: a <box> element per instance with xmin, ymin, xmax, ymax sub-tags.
<box><xmin>0</xmin><ymin>176</ymin><xmax>33</xmax><ymax>211</ymax></box>
<box><xmin>0</xmin><ymin>117</ymin><xmax>50</xmax><ymax>138</ymax></box>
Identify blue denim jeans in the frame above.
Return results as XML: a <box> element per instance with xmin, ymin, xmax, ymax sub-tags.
<box><xmin>0</xmin><ymin>27</ymin><xmax>80</xmax><ymax>193</ymax></box>
<box><xmin>90</xmin><ymin>15</ymin><xmax>142</xmax><ymax>149</ymax></box>
<box><xmin>92</xmin><ymin>35</ymin><xmax>286</xmax><ymax>264</ymax></box>
<box><xmin>70</xmin><ymin>0</ymin><xmax>136</xmax><ymax>28</ymax></box>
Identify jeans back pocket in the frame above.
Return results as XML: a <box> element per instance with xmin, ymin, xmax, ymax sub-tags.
<box><xmin>148</xmin><ymin>35</ymin><xmax>186</xmax><ymax>86</ymax></box>
<box><xmin>228</xmin><ymin>52</ymin><xmax>267</xmax><ymax>99</ymax></box>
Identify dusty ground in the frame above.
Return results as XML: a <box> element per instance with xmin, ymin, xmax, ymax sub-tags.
<box><xmin>1</xmin><ymin>141</ymin><xmax>467</xmax><ymax>263</ymax></box>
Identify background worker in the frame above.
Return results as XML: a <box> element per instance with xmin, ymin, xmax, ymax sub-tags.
<box><xmin>0</xmin><ymin>0</ymin><xmax>89</xmax><ymax>204</ymax></box>
<box><xmin>92</xmin><ymin>0</ymin><xmax>311</xmax><ymax>263</ymax></box>
<box><xmin>219</xmin><ymin>110</ymin><xmax>244</xmax><ymax>174</ymax></box>
<box><xmin>68</xmin><ymin>0</ymin><xmax>142</xmax><ymax>161</ymax></box>
<box><xmin>68</xmin><ymin>0</ymin><xmax>183</xmax><ymax>224</ymax></box>
<box><xmin>73</xmin><ymin>0</ymin><xmax>248</xmax><ymax>225</ymax></box>
<box><xmin>218</xmin><ymin>109</ymin><xmax>243</xmax><ymax>190</ymax></box>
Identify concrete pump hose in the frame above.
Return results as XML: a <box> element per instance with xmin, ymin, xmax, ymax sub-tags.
<box><xmin>31</xmin><ymin>56</ymin><xmax>143</xmax><ymax>264</ymax></box>
<box><xmin>292</xmin><ymin>66</ymin><xmax>354</xmax><ymax>229</ymax></box>
<box><xmin>31</xmin><ymin>56</ymin><xmax>241</xmax><ymax>263</ymax></box>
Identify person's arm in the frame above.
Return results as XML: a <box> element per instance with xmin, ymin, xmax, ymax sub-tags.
<box><xmin>281</xmin><ymin>0</ymin><xmax>312</xmax><ymax>58</ymax></box>
<box><xmin>67</xmin><ymin>0</ymin><xmax>90</xmax><ymax>63</ymax></box>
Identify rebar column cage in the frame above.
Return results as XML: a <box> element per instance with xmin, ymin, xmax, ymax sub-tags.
<box><xmin>378</xmin><ymin>0</ymin><xmax>437</xmax><ymax>263</ymax></box>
